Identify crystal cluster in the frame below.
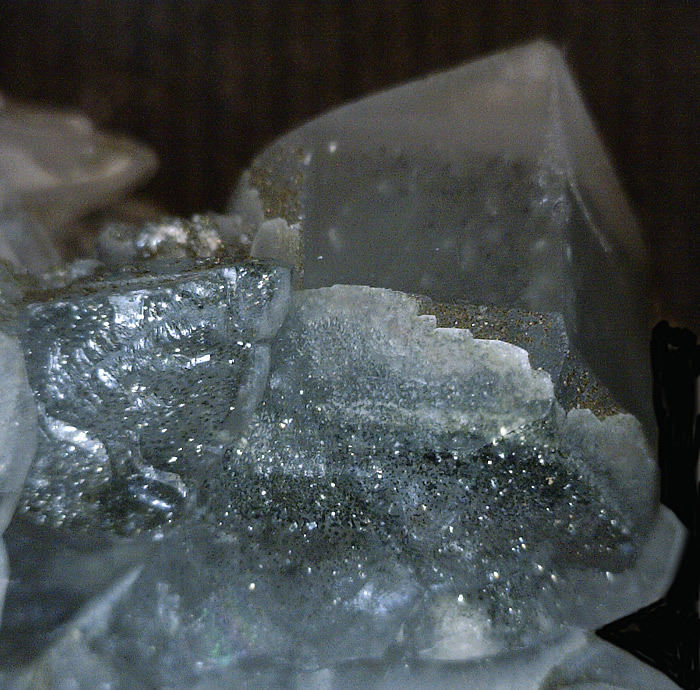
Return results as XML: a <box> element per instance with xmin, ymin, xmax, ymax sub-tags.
<box><xmin>0</xmin><ymin>42</ymin><xmax>686</xmax><ymax>690</ymax></box>
<box><xmin>0</xmin><ymin>276</ymin><xmax>681</xmax><ymax>688</ymax></box>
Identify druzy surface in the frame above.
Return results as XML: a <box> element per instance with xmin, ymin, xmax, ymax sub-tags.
<box><xmin>6</xmin><ymin>284</ymin><xmax>668</xmax><ymax>689</ymax></box>
<box><xmin>0</xmin><ymin>282</ymin><xmax>682</xmax><ymax>689</ymax></box>
<box><xmin>16</xmin><ymin>259</ymin><xmax>291</xmax><ymax>534</ymax></box>
<box><xmin>195</xmin><ymin>286</ymin><xmax>661</xmax><ymax>662</ymax></box>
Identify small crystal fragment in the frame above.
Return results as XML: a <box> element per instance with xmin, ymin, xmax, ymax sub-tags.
<box><xmin>96</xmin><ymin>214</ymin><xmax>243</xmax><ymax>267</ymax></box>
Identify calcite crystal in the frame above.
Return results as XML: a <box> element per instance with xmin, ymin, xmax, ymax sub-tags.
<box><xmin>0</xmin><ymin>331</ymin><xmax>37</xmax><ymax>625</ymax></box>
<box><xmin>16</xmin><ymin>259</ymin><xmax>291</xmax><ymax>534</ymax></box>
<box><xmin>195</xmin><ymin>286</ymin><xmax>669</xmax><ymax>663</ymax></box>
<box><xmin>0</xmin><ymin>90</ymin><xmax>156</xmax><ymax>246</ymax></box>
<box><xmin>235</xmin><ymin>41</ymin><xmax>653</xmax><ymax>434</ymax></box>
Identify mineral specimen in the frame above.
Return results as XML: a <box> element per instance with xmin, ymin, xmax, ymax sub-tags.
<box><xmin>236</xmin><ymin>41</ymin><xmax>654</xmax><ymax>434</ymax></box>
<box><xmin>0</xmin><ymin>329</ymin><xmax>37</xmax><ymax>625</ymax></box>
<box><xmin>0</xmin><ymin>41</ymin><xmax>687</xmax><ymax>690</ymax></box>
<box><xmin>195</xmin><ymin>286</ymin><xmax>669</xmax><ymax>663</ymax></box>
<box><xmin>0</xmin><ymin>331</ymin><xmax>36</xmax><ymax>535</ymax></box>
<box><xmin>96</xmin><ymin>214</ymin><xmax>246</xmax><ymax>267</ymax></box>
<box><xmin>0</xmin><ymin>183</ymin><xmax>61</xmax><ymax>274</ymax></box>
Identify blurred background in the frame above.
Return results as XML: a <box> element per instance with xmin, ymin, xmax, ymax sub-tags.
<box><xmin>0</xmin><ymin>0</ymin><xmax>697</xmax><ymax>331</ymax></box>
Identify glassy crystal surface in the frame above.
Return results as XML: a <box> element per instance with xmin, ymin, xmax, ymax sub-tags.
<box><xmin>0</xmin><ymin>328</ymin><xmax>38</xmax><ymax>625</ymax></box>
<box><xmin>234</xmin><ymin>40</ymin><xmax>653</xmax><ymax>433</ymax></box>
<box><xmin>16</xmin><ymin>259</ymin><xmax>291</xmax><ymax>535</ymax></box>
<box><xmin>196</xmin><ymin>287</ymin><xmax>667</xmax><ymax>662</ymax></box>
<box><xmin>0</xmin><ymin>284</ymin><xmax>677</xmax><ymax>689</ymax></box>
<box><xmin>0</xmin><ymin>516</ymin><xmax>149</xmax><ymax>667</ymax></box>
<box><xmin>0</xmin><ymin>330</ymin><xmax>37</xmax><ymax>534</ymax></box>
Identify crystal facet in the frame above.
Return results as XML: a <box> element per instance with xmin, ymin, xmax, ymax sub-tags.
<box><xmin>16</xmin><ymin>259</ymin><xmax>291</xmax><ymax>534</ymax></box>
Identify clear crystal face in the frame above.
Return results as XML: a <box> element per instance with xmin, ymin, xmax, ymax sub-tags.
<box><xmin>16</xmin><ymin>260</ymin><xmax>291</xmax><ymax>534</ymax></box>
<box><xmin>303</xmin><ymin>153</ymin><xmax>569</xmax><ymax>313</ymax></box>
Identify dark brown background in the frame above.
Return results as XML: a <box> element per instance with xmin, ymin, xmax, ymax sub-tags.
<box><xmin>0</xmin><ymin>1</ymin><xmax>697</xmax><ymax>324</ymax></box>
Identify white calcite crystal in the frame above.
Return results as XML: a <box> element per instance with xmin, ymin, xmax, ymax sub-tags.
<box><xmin>0</xmin><ymin>90</ymin><xmax>156</xmax><ymax>273</ymax></box>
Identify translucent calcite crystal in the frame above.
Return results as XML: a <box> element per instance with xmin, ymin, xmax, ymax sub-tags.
<box><xmin>0</xmin><ymin>91</ymin><xmax>156</xmax><ymax>230</ymax></box>
<box><xmin>233</xmin><ymin>40</ymin><xmax>653</xmax><ymax>434</ymax></box>
<box><xmin>0</xmin><ymin>184</ymin><xmax>61</xmax><ymax>274</ymax></box>
<box><xmin>0</xmin><ymin>283</ymin><xmax>683</xmax><ymax>689</ymax></box>
<box><xmin>0</xmin><ymin>91</ymin><xmax>156</xmax><ymax>272</ymax></box>
<box><xmin>15</xmin><ymin>259</ymin><xmax>291</xmax><ymax>534</ymax></box>
<box><xmin>195</xmin><ymin>287</ymin><xmax>671</xmax><ymax>663</ymax></box>
<box><xmin>0</xmin><ymin>331</ymin><xmax>36</xmax><ymax>535</ymax></box>
<box><xmin>0</xmin><ymin>516</ymin><xmax>149</xmax><ymax>668</ymax></box>
<box><xmin>0</xmin><ymin>330</ymin><xmax>38</xmax><ymax>623</ymax></box>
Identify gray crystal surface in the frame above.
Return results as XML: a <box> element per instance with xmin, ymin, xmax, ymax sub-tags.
<box><xmin>304</xmin><ymin>154</ymin><xmax>569</xmax><ymax>314</ymax></box>
<box><xmin>16</xmin><ymin>259</ymin><xmax>291</xmax><ymax>534</ymax></box>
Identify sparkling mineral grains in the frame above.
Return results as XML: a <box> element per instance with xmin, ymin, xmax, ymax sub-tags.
<box><xmin>3</xmin><ymin>271</ymin><xmax>679</xmax><ymax>685</ymax></box>
<box><xmin>197</xmin><ymin>286</ymin><xmax>660</xmax><ymax>659</ymax></box>
<box><xmin>15</xmin><ymin>259</ymin><xmax>291</xmax><ymax>534</ymax></box>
